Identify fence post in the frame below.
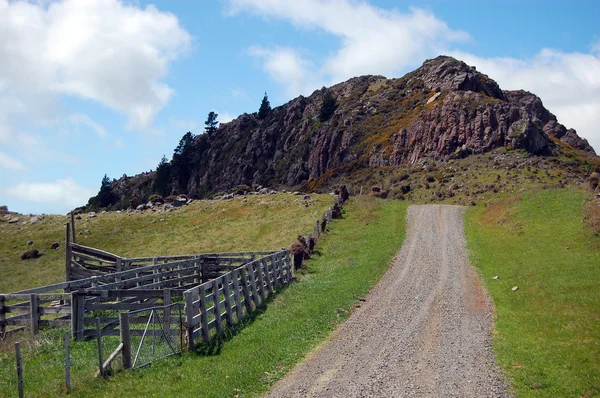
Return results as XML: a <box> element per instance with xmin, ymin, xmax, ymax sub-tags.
<box><xmin>0</xmin><ymin>295</ymin><xmax>5</xmax><ymax>336</ymax></box>
<box><xmin>70</xmin><ymin>212</ymin><xmax>76</xmax><ymax>244</ymax></box>
<box><xmin>231</xmin><ymin>269</ymin><xmax>243</xmax><ymax>321</ymax></box>
<box><xmin>211</xmin><ymin>279</ymin><xmax>223</xmax><ymax>334</ymax></box>
<box><xmin>15</xmin><ymin>341</ymin><xmax>23</xmax><ymax>398</ymax></box>
<box><xmin>30</xmin><ymin>294</ymin><xmax>39</xmax><ymax>335</ymax></box>
<box><xmin>199</xmin><ymin>285</ymin><xmax>209</xmax><ymax>343</ymax></box>
<box><xmin>64</xmin><ymin>331</ymin><xmax>71</xmax><ymax>392</ymax></box>
<box><xmin>239</xmin><ymin>266</ymin><xmax>253</xmax><ymax>314</ymax></box>
<box><xmin>184</xmin><ymin>290</ymin><xmax>195</xmax><ymax>350</ymax></box>
<box><xmin>119</xmin><ymin>313</ymin><xmax>132</xmax><ymax>369</ymax></box>
<box><xmin>71</xmin><ymin>292</ymin><xmax>85</xmax><ymax>341</ymax></box>
<box><xmin>163</xmin><ymin>288</ymin><xmax>172</xmax><ymax>331</ymax></box>
<box><xmin>65</xmin><ymin>223</ymin><xmax>72</xmax><ymax>283</ymax></box>
<box><xmin>222</xmin><ymin>274</ymin><xmax>234</xmax><ymax>326</ymax></box>
<box><xmin>96</xmin><ymin>318</ymin><xmax>104</xmax><ymax>377</ymax></box>
<box><xmin>284</xmin><ymin>251</ymin><xmax>294</xmax><ymax>281</ymax></box>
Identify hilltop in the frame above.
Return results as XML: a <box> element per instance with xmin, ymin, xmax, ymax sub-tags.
<box><xmin>86</xmin><ymin>55</ymin><xmax>598</xmax><ymax>210</ymax></box>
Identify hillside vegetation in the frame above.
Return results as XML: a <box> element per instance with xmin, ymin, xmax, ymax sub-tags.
<box><xmin>465</xmin><ymin>189</ymin><xmax>600</xmax><ymax>397</ymax></box>
<box><xmin>0</xmin><ymin>197</ymin><xmax>409</xmax><ymax>397</ymax></box>
<box><xmin>0</xmin><ymin>193</ymin><xmax>332</xmax><ymax>293</ymax></box>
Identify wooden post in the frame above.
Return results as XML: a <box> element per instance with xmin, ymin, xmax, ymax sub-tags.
<box><xmin>272</xmin><ymin>255</ymin><xmax>280</xmax><ymax>289</ymax></box>
<box><xmin>212</xmin><ymin>279</ymin><xmax>223</xmax><ymax>334</ymax></box>
<box><xmin>64</xmin><ymin>331</ymin><xmax>71</xmax><ymax>392</ymax></box>
<box><xmin>247</xmin><ymin>263</ymin><xmax>260</xmax><ymax>308</ymax></box>
<box><xmin>193</xmin><ymin>256</ymin><xmax>200</xmax><ymax>284</ymax></box>
<box><xmin>222</xmin><ymin>274</ymin><xmax>234</xmax><ymax>327</ymax></box>
<box><xmin>96</xmin><ymin>318</ymin><xmax>104</xmax><ymax>377</ymax></box>
<box><xmin>239</xmin><ymin>266</ymin><xmax>253</xmax><ymax>314</ymax></box>
<box><xmin>70</xmin><ymin>212</ymin><xmax>76</xmax><ymax>243</ymax></box>
<box><xmin>256</xmin><ymin>260</ymin><xmax>266</xmax><ymax>302</ymax></box>
<box><xmin>29</xmin><ymin>294</ymin><xmax>39</xmax><ymax>335</ymax></box>
<box><xmin>65</xmin><ymin>223</ymin><xmax>72</xmax><ymax>283</ymax></box>
<box><xmin>71</xmin><ymin>292</ymin><xmax>85</xmax><ymax>341</ymax></box>
<box><xmin>231</xmin><ymin>270</ymin><xmax>243</xmax><ymax>321</ymax></box>
<box><xmin>199</xmin><ymin>285</ymin><xmax>209</xmax><ymax>343</ymax></box>
<box><xmin>15</xmin><ymin>342</ymin><xmax>23</xmax><ymax>398</ymax></box>
<box><xmin>201</xmin><ymin>259</ymin><xmax>208</xmax><ymax>283</ymax></box>
<box><xmin>262</xmin><ymin>258</ymin><xmax>274</xmax><ymax>295</ymax></box>
<box><xmin>284</xmin><ymin>251</ymin><xmax>294</xmax><ymax>280</ymax></box>
<box><xmin>152</xmin><ymin>257</ymin><xmax>158</xmax><ymax>286</ymax></box>
<box><xmin>119</xmin><ymin>313</ymin><xmax>131</xmax><ymax>369</ymax></box>
<box><xmin>163</xmin><ymin>288</ymin><xmax>172</xmax><ymax>331</ymax></box>
<box><xmin>0</xmin><ymin>295</ymin><xmax>5</xmax><ymax>336</ymax></box>
<box><xmin>183</xmin><ymin>290</ymin><xmax>195</xmax><ymax>350</ymax></box>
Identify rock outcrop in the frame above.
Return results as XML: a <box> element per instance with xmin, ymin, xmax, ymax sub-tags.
<box><xmin>90</xmin><ymin>55</ymin><xmax>597</xmax><ymax>208</ymax></box>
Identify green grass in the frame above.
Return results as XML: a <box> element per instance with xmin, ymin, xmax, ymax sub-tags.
<box><xmin>0</xmin><ymin>193</ymin><xmax>331</xmax><ymax>293</ymax></box>
<box><xmin>465</xmin><ymin>188</ymin><xmax>600</xmax><ymax>397</ymax></box>
<box><xmin>0</xmin><ymin>197</ymin><xmax>408</xmax><ymax>397</ymax></box>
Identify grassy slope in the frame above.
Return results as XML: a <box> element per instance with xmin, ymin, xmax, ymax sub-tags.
<box><xmin>465</xmin><ymin>189</ymin><xmax>600</xmax><ymax>397</ymax></box>
<box><xmin>0</xmin><ymin>193</ymin><xmax>331</xmax><ymax>293</ymax></box>
<box><xmin>0</xmin><ymin>197</ymin><xmax>408</xmax><ymax>397</ymax></box>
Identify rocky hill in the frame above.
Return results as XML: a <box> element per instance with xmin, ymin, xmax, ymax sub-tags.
<box><xmin>89</xmin><ymin>56</ymin><xmax>597</xmax><ymax>210</ymax></box>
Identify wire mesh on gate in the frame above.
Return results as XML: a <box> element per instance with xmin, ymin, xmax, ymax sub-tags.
<box><xmin>128</xmin><ymin>303</ymin><xmax>184</xmax><ymax>369</ymax></box>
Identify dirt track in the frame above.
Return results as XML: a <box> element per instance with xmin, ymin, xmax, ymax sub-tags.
<box><xmin>265</xmin><ymin>205</ymin><xmax>509</xmax><ymax>397</ymax></box>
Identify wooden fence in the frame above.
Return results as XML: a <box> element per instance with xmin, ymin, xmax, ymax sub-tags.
<box><xmin>183</xmin><ymin>250</ymin><xmax>292</xmax><ymax>349</ymax></box>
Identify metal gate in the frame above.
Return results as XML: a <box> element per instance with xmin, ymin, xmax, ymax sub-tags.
<box><xmin>129</xmin><ymin>303</ymin><xmax>184</xmax><ymax>369</ymax></box>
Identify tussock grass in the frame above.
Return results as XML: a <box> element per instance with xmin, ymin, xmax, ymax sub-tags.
<box><xmin>0</xmin><ymin>197</ymin><xmax>408</xmax><ymax>397</ymax></box>
<box><xmin>465</xmin><ymin>189</ymin><xmax>600</xmax><ymax>397</ymax></box>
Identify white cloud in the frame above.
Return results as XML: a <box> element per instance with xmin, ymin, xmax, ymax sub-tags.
<box><xmin>452</xmin><ymin>50</ymin><xmax>600</xmax><ymax>153</ymax></box>
<box><xmin>231</xmin><ymin>0</ymin><xmax>469</xmax><ymax>91</ymax></box>
<box><xmin>68</xmin><ymin>113</ymin><xmax>108</xmax><ymax>137</ymax></box>
<box><xmin>7</xmin><ymin>178</ymin><xmax>95</xmax><ymax>212</ymax></box>
<box><xmin>0</xmin><ymin>151</ymin><xmax>27</xmax><ymax>170</ymax></box>
<box><xmin>0</xmin><ymin>0</ymin><xmax>191</xmax><ymax>131</ymax></box>
<box><xmin>171</xmin><ymin>117</ymin><xmax>199</xmax><ymax>132</ymax></box>
<box><xmin>217</xmin><ymin>112</ymin><xmax>236</xmax><ymax>124</ymax></box>
<box><xmin>249</xmin><ymin>46</ymin><xmax>319</xmax><ymax>96</ymax></box>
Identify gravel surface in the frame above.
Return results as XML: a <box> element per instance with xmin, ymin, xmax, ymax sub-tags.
<box><xmin>266</xmin><ymin>205</ymin><xmax>510</xmax><ymax>397</ymax></box>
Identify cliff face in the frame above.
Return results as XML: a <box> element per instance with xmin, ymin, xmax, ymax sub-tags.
<box><xmin>96</xmin><ymin>56</ymin><xmax>596</xmax><ymax>207</ymax></box>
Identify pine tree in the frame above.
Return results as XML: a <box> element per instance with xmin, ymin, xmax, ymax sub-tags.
<box><xmin>204</xmin><ymin>111</ymin><xmax>219</xmax><ymax>135</ymax></box>
<box><xmin>258</xmin><ymin>91</ymin><xmax>271</xmax><ymax>120</ymax></box>
<box><xmin>172</xmin><ymin>132</ymin><xmax>195</xmax><ymax>193</ymax></box>
<box><xmin>153</xmin><ymin>155</ymin><xmax>171</xmax><ymax>196</ymax></box>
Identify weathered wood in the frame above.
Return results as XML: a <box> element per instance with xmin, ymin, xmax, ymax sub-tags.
<box><xmin>199</xmin><ymin>285</ymin><xmax>209</xmax><ymax>343</ymax></box>
<box><xmin>72</xmin><ymin>292</ymin><xmax>85</xmax><ymax>341</ymax></box>
<box><xmin>0</xmin><ymin>295</ymin><xmax>5</xmax><ymax>335</ymax></box>
<box><xmin>255</xmin><ymin>260</ymin><xmax>266</xmax><ymax>302</ymax></box>
<box><xmin>184</xmin><ymin>290</ymin><xmax>195</xmax><ymax>350</ymax></box>
<box><xmin>29</xmin><ymin>294</ymin><xmax>39</xmax><ymax>335</ymax></box>
<box><xmin>247</xmin><ymin>263</ymin><xmax>261</xmax><ymax>308</ymax></box>
<box><xmin>262</xmin><ymin>257</ymin><xmax>274</xmax><ymax>295</ymax></box>
<box><xmin>271</xmin><ymin>255</ymin><xmax>280</xmax><ymax>288</ymax></box>
<box><xmin>65</xmin><ymin>331</ymin><xmax>71</xmax><ymax>392</ymax></box>
<box><xmin>239</xmin><ymin>266</ymin><xmax>253</xmax><ymax>314</ymax></box>
<box><xmin>163</xmin><ymin>289</ymin><xmax>172</xmax><ymax>331</ymax></box>
<box><xmin>212</xmin><ymin>279</ymin><xmax>223</xmax><ymax>334</ymax></box>
<box><xmin>102</xmin><ymin>343</ymin><xmax>123</xmax><ymax>373</ymax></box>
<box><xmin>16</xmin><ymin>341</ymin><xmax>23</xmax><ymax>398</ymax></box>
<box><xmin>71</xmin><ymin>212</ymin><xmax>76</xmax><ymax>244</ymax></box>
<box><xmin>65</xmin><ymin>223</ymin><xmax>72</xmax><ymax>283</ymax></box>
<box><xmin>71</xmin><ymin>243</ymin><xmax>120</xmax><ymax>262</ymax></box>
<box><xmin>96</xmin><ymin>318</ymin><xmax>104</xmax><ymax>377</ymax></box>
<box><xmin>222</xmin><ymin>273</ymin><xmax>234</xmax><ymax>326</ymax></box>
<box><xmin>231</xmin><ymin>269</ymin><xmax>243</xmax><ymax>321</ymax></box>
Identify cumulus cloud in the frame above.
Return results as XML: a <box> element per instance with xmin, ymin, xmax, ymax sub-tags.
<box><xmin>0</xmin><ymin>0</ymin><xmax>191</xmax><ymax>131</ymax></box>
<box><xmin>452</xmin><ymin>50</ymin><xmax>600</xmax><ymax>153</ymax></box>
<box><xmin>7</xmin><ymin>178</ymin><xmax>95</xmax><ymax>213</ymax></box>
<box><xmin>0</xmin><ymin>151</ymin><xmax>27</xmax><ymax>170</ymax></box>
<box><xmin>230</xmin><ymin>0</ymin><xmax>469</xmax><ymax>91</ymax></box>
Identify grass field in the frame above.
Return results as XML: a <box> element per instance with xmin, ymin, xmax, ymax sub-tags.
<box><xmin>0</xmin><ymin>193</ymin><xmax>332</xmax><ymax>293</ymax></box>
<box><xmin>465</xmin><ymin>188</ymin><xmax>600</xmax><ymax>397</ymax></box>
<box><xmin>0</xmin><ymin>196</ymin><xmax>408</xmax><ymax>397</ymax></box>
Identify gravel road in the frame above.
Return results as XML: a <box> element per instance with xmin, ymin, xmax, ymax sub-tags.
<box><xmin>265</xmin><ymin>205</ymin><xmax>509</xmax><ymax>397</ymax></box>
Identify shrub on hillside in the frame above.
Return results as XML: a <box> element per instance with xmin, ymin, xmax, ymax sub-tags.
<box><xmin>588</xmin><ymin>172</ymin><xmax>599</xmax><ymax>190</ymax></box>
<box><xmin>232</xmin><ymin>184</ymin><xmax>251</xmax><ymax>195</ymax></box>
<box><xmin>148</xmin><ymin>194</ymin><xmax>165</xmax><ymax>204</ymax></box>
<box><xmin>584</xmin><ymin>198</ymin><xmax>600</xmax><ymax>235</ymax></box>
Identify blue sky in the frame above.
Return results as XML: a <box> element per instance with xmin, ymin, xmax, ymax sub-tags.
<box><xmin>1</xmin><ymin>0</ymin><xmax>599</xmax><ymax>215</ymax></box>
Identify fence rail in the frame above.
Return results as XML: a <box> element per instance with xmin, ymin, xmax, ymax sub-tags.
<box><xmin>183</xmin><ymin>250</ymin><xmax>292</xmax><ymax>348</ymax></box>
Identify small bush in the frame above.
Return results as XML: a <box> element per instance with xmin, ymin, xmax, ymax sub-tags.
<box><xmin>165</xmin><ymin>195</ymin><xmax>178</xmax><ymax>203</ymax></box>
<box><xmin>331</xmin><ymin>201</ymin><xmax>343</xmax><ymax>219</ymax></box>
<box><xmin>588</xmin><ymin>172</ymin><xmax>599</xmax><ymax>190</ymax></box>
<box><xmin>584</xmin><ymin>198</ymin><xmax>600</xmax><ymax>235</ymax></box>
<box><xmin>233</xmin><ymin>184</ymin><xmax>251</xmax><ymax>195</ymax></box>
<box><xmin>148</xmin><ymin>194</ymin><xmax>164</xmax><ymax>204</ymax></box>
<box><xmin>339</xmin><ymin>185</ymin><xmax>350</xmax><ymax>202</ymax></box>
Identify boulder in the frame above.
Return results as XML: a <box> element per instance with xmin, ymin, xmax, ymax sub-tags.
<box><xmin>50</xmin><ymin>242</ymin><xmax>60</xmax><ymax>250</ymax></box>
<box><xmin>173</xmin><ymin>197</ymin><xmax>187</xmax><ymax>207</ymax></box>
<box><xmin>21</xmin><ymin>249</ymin><xmax>39</xmax><ymax>260</ymax></box>
<box><xmin>8</xmin><ymin>217</ymin><xmax>19</xmax><ymax>224</ymax></box>
<box><xmin>26</xmin><ymin>240</ymin><xmax>33</xmax><ymax>246</ymax></box>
